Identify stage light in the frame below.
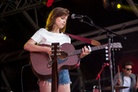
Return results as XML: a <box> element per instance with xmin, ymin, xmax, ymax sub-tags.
<box><xmin>3</xmin><ymin>36</ymin><xmax>7</xmax><ymax>40</ymax></box>
<box><xmin>42</xmin><ymin>0</ymin><xmax>54</xmax><ymax>7</ymax></box>
<box><xmin>111</xmin><ymin>0</ymin><xmax>122</xmax><ymax>10</ymax></box>
<box><xmin>0</xmin><ymin>34</ymin><xmax>7</xmax><ymax>41</ymax></box>
<box><xmin>117</xmin><ymin>4</ymin><xmax>121</xmax><ymax>9</ymax></box>
<box><xmin>103</xmin><ymin>0</ymin><xmax>122</xmax><ymax>10</ymax></box>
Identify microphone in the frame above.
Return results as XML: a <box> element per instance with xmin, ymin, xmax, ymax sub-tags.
<box><xmin>71</xmin><ymin>14</ymin><xmax>85</xmax><ymax>19</ymax></box>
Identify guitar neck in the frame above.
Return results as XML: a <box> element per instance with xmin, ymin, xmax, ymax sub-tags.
<box><xmin>74</xmin><ymin>42</ymin><xmax>122</xmax><ymax>55</ymax></box>
<box><xmin>91</xmin><ymin>44</ymin><xmax>108</xmax><ymax>51</ymax></box>
<box><xmin>75</xmin><ymin>44</ymin><xmax>108</xmax><ymax>55</ymax></box>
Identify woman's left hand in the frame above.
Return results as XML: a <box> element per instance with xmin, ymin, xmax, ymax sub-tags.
<box><xmin>80</xmin><ymin>46</ymin><xmax>91</xmax><ymax>58</ymax></box>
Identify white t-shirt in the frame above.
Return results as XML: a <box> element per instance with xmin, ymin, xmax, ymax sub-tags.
<box><xmin>31</xmin><ymin>28</ymin><xmax>71</xmax><ymax>45</ymax></box>
<box><xmin>122</xmin><ymin>76</ymin><xmax>131</xmax><ymax>92</ymax></box>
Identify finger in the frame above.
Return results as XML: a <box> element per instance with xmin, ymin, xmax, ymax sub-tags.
<box><xmin>87</xmin><ymin>45</ymin><xmax>92</xmax><ymax>52</ymax></box>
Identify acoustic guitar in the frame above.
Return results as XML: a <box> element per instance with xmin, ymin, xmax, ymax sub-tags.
<box><xmin>30</xmin><ymin>42</ymin><xmax>122</xmax><ymax>80</ymax></box>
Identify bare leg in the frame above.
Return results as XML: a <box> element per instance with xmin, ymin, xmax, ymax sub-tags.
<box><xmin>38</xmin><ymin>80</ymin><xmax>51</xmax><ymax>92</ymax></box>
<box><xmin>38</xmin><ymin>80</ymin><xmax>71</xmax><ymax>92</ymax></box>
<box><xmin>58</xmin><ymin>84</ymin><xmax>71</xmax><ymax>92</ymax></box>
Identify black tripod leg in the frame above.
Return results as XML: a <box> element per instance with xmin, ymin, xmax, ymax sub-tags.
<box><xmin>1</xmin><ymin>70</ymin><xmax>13</xmax><ymax>92</ymax></box>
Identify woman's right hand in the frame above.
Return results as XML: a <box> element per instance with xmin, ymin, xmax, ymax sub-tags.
<box><xmin>44</xmin><ymin>46</ymin><xmax>52</xmax><ymax>55</ymax></box>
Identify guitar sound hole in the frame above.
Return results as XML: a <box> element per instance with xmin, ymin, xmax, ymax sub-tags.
<box><xmin>58</xmin><ymin>51</ymin><xmax>68</xmax><ymax>60</ymax></box>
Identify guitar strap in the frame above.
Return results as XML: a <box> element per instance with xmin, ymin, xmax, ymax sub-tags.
<box><xmin>65</xmin><ymin>33</ymin><xmax>101</xmax><ymax>46</ymax></box>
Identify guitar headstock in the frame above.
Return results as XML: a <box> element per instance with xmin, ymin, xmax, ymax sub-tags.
<box><xmin>104</xmin><ymin>42</ymin><xmax>123</xmax><ymax>51</ymax></box>
<box><xmin>105</xmin><ymin>42</ymin><xmax>122</xmax><ymax>60</ymax></box>
<box><xmin>51</xmin><ymin>43</ymin><xmax>60</xmax><ymax>59</ymax></box>
<box><xmin>110</xmin><ymin>42</ymin><xmax>123</xmax><ymax>49</ymax></box>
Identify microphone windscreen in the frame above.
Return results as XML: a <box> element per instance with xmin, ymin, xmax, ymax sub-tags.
<box><xmin>71</xmin><ymin>14</ymin><xmax>75</xmax><ymax>19</ymax></box>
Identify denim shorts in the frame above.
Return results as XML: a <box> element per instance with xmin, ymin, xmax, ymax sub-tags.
<box><xmin>47</xmin><ymin>69</ymin><xmax>71</xmax><ymax>85</ymax></box>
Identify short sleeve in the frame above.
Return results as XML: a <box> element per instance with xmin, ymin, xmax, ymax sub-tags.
<box><xmin>31</xmin><ymin>28</ymin><xmax>44</xmax><ymax>43</ymax></box>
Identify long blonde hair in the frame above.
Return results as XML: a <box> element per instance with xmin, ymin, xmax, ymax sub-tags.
<box><xmin>45</xmin><ymin>7</ymin><xmax>70</xmax><ymax>33</ymax></box>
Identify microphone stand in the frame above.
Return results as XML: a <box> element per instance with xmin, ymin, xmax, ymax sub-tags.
<box><xmin>78</xmin><ymin>16</ymin><xmax>126</xmax><ymax>92</ymax></box>
<box><xmin>95</xmin><ymin>63</ymin><xmax>109</xmax><ymax>92</ymax></box>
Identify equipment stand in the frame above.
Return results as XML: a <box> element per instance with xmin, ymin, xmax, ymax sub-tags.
<box><xmin>1</xmin><ymin>69</ymin><xmax>13</xmax><ymax>92</ymax></box>
<box><xmin>107</xmin><ymin>33</ymin><xmax>114</xmax><ymax>92</ymax></box>
<box><xmin>75</xmin><ymin>15</ymin><xmax>126</xmax><ymax>92</ymax></box>
<box><xmin>95</xmin><ymin>63</ymin><xmax>109</xmax><ymax>92</ymax></box>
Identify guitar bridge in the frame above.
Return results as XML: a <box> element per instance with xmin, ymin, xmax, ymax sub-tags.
<box><xmin>47</xmin><ymin>61</ymin><xmax>53</xmax><ymax>68</ymax></box>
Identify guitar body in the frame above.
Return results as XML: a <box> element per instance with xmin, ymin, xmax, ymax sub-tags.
<box><xmin>30</xmin><ymin>43</ymin><xmax>79</xmax><ymax>80</ymax></box>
